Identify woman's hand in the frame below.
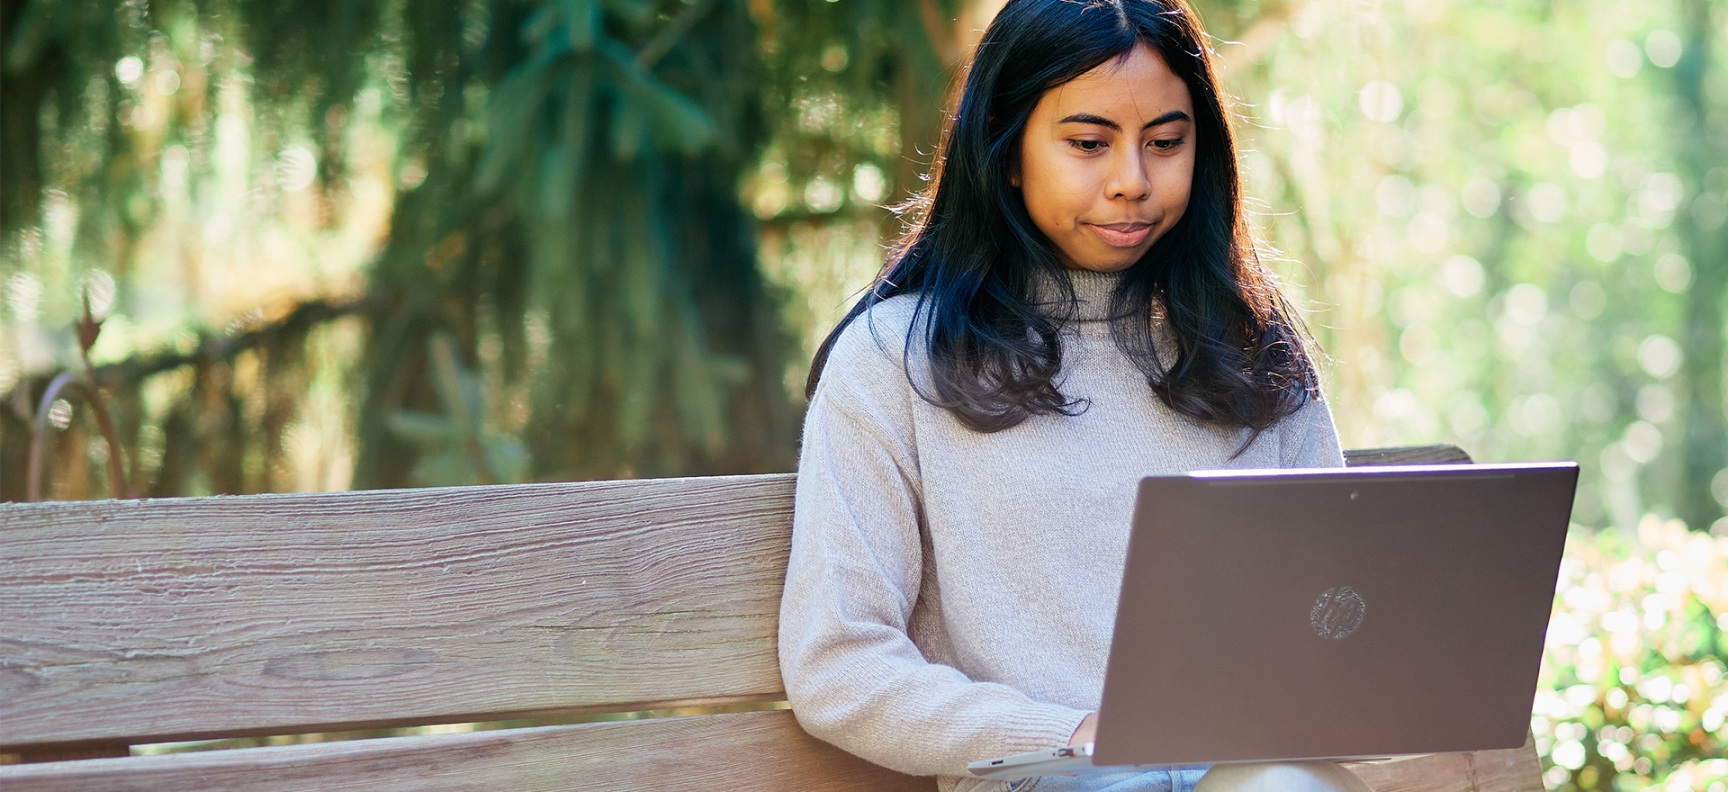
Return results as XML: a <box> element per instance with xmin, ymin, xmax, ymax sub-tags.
<box><xmin>1068</xmin><ymin>713</ymin><xmax>1098</xmax><ymax>746</ymax></box>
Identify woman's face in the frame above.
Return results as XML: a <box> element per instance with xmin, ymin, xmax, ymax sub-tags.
<box><xmin>1015</xmin><ymin>43</ymin><xmax>1196</xmax><ymax>273</ymax></box>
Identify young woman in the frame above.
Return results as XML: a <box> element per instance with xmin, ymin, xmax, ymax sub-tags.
<box><xmin>779</xmin><ymin>1</ymin><xmax>1359</xmax><ymax>790</ymax></box>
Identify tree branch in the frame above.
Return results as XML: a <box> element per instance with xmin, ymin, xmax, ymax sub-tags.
<box><xmin>3</xmin><ymin>294</ymin><xmax>391</xmax><ymax>418</ymax></box>
<box><xmin>635</xmin><ymin>0</ymin><xmax>714</xmax><ymax>72</ymax></box>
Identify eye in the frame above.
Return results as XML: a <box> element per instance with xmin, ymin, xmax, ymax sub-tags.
<box><xmin>1068</xmin><ymin>139</ymin><xmax>1106</xmax><ymax>152</ymax></box>
<box><xmin>1149</xmin><ymin>138</ymin><xmax>1186</xmax><ymax>151</ymax></box>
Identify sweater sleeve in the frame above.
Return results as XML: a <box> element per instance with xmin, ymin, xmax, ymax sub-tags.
<box><xmin>1279</xmin><ymin>390</ymin><xmax>1347</xmax><ymax>469</ymax></box>
<box><xmin>778</xmin><ymin>319</ymin><xmax>1090</xmax><ymax>778</ymax></box>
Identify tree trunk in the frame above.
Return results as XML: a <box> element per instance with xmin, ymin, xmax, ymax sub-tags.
<box><xmin>1673</xmin><ymin>0</ymin><xmax>1726</xmax><ymax>533</ymax></box>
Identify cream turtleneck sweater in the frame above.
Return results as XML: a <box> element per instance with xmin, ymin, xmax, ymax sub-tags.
<box><xmin>778</xmin><ymin>269</ymin><xmax>1345</xmax><ymax>792</ymax></box>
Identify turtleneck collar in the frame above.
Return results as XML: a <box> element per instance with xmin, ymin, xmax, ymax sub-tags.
<box><xmin>1028</xmin><ymin>267</ymin><xmax>1130</xmax><ymax>323</ymax></box>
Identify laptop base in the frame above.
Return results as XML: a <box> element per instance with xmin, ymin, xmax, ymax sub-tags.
<box><xmin>969</xmin><ymin>742</ymin><xmax>1431</xmax><ymax>780</ymax></box>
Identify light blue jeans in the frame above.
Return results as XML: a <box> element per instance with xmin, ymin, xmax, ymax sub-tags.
<box><xmin>1011</xmin><ymin>769</ymin><xmax>1209</xmax><ymax>792</ymax></box>
<box><xmin>946</xmin><ymin>768</ymin><xmax>1208</xmax><ymax>792</ymax></box>
<box><xmin>958</xmin><ymin>762</ymin><xmax>1371</xmax><ymax>792</ymax></box>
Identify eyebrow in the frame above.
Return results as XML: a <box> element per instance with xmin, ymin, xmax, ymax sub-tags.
<box><xmin>1057</xmin><ymin>110</ymin><xmax>1192</xmax><ymax>130</ymax></box>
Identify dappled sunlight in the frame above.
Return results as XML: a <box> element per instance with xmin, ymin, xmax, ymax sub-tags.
<box><xmin>0</xmin><ymin>0</ymin><xmax>1721</xmax><ymax>788</ymax></box>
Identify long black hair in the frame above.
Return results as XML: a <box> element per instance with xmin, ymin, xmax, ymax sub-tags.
<box><xmin>808</xmin><ymin>0</ymin><xmax>1318</xmax><ymax>441</ymax></box>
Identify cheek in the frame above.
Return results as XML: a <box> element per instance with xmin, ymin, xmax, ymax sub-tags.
<box><xmin>1160</xmin><ymin>157</ymin><xmax>1197</xmax><ymax>219</ymax></box>
<box><xmin>1021</xmin><ymin>155</ymin><xmax>1083</xmax><ymax>227</ymax></box>
<box><xmin>1026</xmin><ymin>136</ymin><xmax>1099</xmax><ymax>188</ymax></box>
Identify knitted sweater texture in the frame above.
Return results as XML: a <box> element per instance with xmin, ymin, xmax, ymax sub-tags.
<box><xmin>778</xmin><ymin>269</ymin><xmax>1345</xmax><ymax>791</ymax></box>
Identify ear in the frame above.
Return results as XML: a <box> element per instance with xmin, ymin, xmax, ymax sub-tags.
<box><xmin>1009</xmin><ymin>157</ymin><xmax>1021</xmax><ymax>189</ymax></box>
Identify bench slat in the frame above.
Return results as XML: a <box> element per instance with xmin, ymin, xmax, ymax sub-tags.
<box><xmin>0</xmin><ymin>715</ymin><xmax>1538</xmax><ymax>792</ymax></box>
<box><xmin>1342</xmin><ymin>446</ymin><xmax>1472</xmax><ymax>466</ymax></box>
<box><xmin>1347</xmin><ymin>736</ymin><xmax>1543</xmax><ymax>791</ymax></box>
<box><xmin>2</xmin><ymin>475</ymin><xmax>802</xmax><ymax>748</ymax></box>
<box><xmin>0</xmin><ymin>711</ymin><xmax>930</xmax><ymax>792</ymax></box>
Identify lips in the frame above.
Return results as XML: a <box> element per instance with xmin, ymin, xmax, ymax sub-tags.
<box><xmin>1087</xmin><ymin>222</ymin><xmax>1154</xmax><ymax>248</ymax></box>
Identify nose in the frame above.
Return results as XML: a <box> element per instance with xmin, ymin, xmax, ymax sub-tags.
<box><xmin>1106</xmin><ymin>147</ymin><xmax>1152</xmax><ymax>202</ymax></box>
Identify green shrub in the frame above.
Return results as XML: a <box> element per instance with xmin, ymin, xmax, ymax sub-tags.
<box><xmin>1536</xmin><ymin>517</ymin><xmax>1727</xmax><ymax>790</ymax></box>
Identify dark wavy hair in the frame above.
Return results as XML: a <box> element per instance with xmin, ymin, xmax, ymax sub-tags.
<box><xmin>807</xmin><ymin>0</ymin><xmax>1318</xmax><ymax>443</ymax></box>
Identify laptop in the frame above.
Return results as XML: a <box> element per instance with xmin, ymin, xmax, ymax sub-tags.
<box><xmin>969</xmin><ymin>462</ymin><xmax>1578</xmax><ymax>780</ymax></box>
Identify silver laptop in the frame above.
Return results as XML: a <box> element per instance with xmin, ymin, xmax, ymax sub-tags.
<box><xmin>970</xmin><ymin>462</ymin><xmax>1578</xmax><ymax>780</ymax></box>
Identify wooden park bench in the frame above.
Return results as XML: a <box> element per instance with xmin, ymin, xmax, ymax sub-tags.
<box><xmin>0</xmin><ymin>444</ymin><xmax>1542</xmax><ymax>790</ymax></box>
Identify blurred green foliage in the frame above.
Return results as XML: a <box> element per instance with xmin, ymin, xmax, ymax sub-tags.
<box><xmin>0</xmin><ymin>0</ymin><xmax>828</xmax><ymax>491</ymax></box>
<box><xmin>1537</xmin><ymin>518</ymin><xmax>1726</xmax><ymax>790</ymax></box>
<box><xmin>0</xmin><ymin>0</ymin><xmax>1724</xmax><ymax>787</ymax></box>
<box><xmin>1205</xmin><ymin>0</ymin><xmax>1727</xmax><ymax>542</ymax></box>
<box><xmin>6</xmin><ymin>0</ymin><xmax>1718</xmax><ymax>523</ymax></box>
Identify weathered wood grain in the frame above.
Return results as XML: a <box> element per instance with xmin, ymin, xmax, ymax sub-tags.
<box><xmin>1348</xmin><ymin>737</ymin><xmax>1543</xmax><ymax>792</ymax></box>
<box><xmin>1</xmin><ymin>475</ymin><xmax>803</xmax><ymax>748</ymax></box>
<box><xmin>0</xmin><ymin>710</ymin><xmax>930</xmax><ymax>792</ymax></box>
<box><xmin>0</xmin><ymin>718</ymin><xmax>1540</xmax><ymax>792</ymax></box>
<box><xmin>1344</xmin><ymin>445</ymin><xmax>1472</xmax><ymax>466</ymax></box>
<box><xmin>4</xmin><ymin>442</ymin><xmax>1534</xmax><ymax>792</ymax></box>
<box><xmin>0</xmin><ymin>444</ymin><xmax>1471</xmax><ymax>750</ymax></box>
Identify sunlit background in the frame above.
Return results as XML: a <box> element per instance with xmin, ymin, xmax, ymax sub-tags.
<box><xmin>0</xmin><ymin>0</ymin><xmax>1723</xmax><ymax>788</ymax></box>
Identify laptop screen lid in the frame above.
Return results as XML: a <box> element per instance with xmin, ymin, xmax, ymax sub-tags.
<box><xmin>1092</xmin><ymin>462</ymin><xmax>1577</xmax><ymax>767</ymax></box>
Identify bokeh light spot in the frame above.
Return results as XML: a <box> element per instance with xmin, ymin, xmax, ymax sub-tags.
<box><xmin>1441</xmin><ymin>255</ymin><xmax>1484</xmax><ymax>298</ymax></box>
<box><xmin>1644</xmin><ymin>30</ymin><xmax>1682</xmax><ymax>69</ymax></box>
<box><xmin>1505</xmin><ymin>283</ymin><xmax>1549</xmax><ymax>326</ymax></box>
<box><xmin>1526</xmin><ymin>183</ymin><xmax>1568</xmax><ymax>224</ymax></box>
<box><xmin>821</xmin><ymin>44</ymin><xmax>848</xmax><ymax>73</ymax></box>
<box><xmin>1509</xmin><ymin>393</ymin><xmax>1561</xmax><ymax>438</ymax></box>
<box><xmin>1376</xmin><ymin>174</ymin><xmax>1415</xmax><ymax>217</ymax></box>
<box><xmin>1606</xmin><ymin>40</ymin><xmax>1643</xmax><ymax>78</ymax></box>
<box><xmin>1623</xmin><ymin>421</ymin><xmax>1663</xmax><ymax>464</ymax></box>
<box><xmin>1409</xmin><ymin>212</ymin><xmax>1449</xmax><ymax>254</ymax></box>
<box><xmin>115</xmin><ymin>55</ymin><xmax>144</xmax><ymax>86</ymax></box>
<box><xmin>274</xmin><ymin>147</ymin><xmax>318</xmax><ymax>192</ymax></box>
<box><xmin>1654</xmin><ymin>253</ymin><xmax>1691</xmax><ymax>293</ymax></box>
<box><xmin>851</xmin><ymin>163</ymin><xmax>886</xmax><ymax>204</ymax></box>
<box><xmin>1571</xmin><ymin>141</ymin><xmax>1608</xmax><ymax>179</ymax></box>
<box><xmin>1553</xmin><ymin>739</ymin><xmax>1586</xmax><ymax>770</ymax></box>
<box><xmin>1635</xmin><ymin>385</ymin><xmax>1674</xmax><ymax>424</ymax></box>
<box><xmin>1636</xmin><ymin>172</ymin><xmax>1684</xmax><ymax>229</ymax></box>
<box><xmin>1359</xmin><ymin>80</ymin><xmax>1403</xmax><ymax>123</ymax></box>
<box><xmin>803</xmin><ymin>177</ymin><xmax>843</xmax><ymax>213</ymax></box>
<box><xmin>1710</xmin><ymin>469</ymin><xmax>1728</xmax><ymax>508</ymax></box>
<box><xmin>1637</xmin><ymin>335</ymin><xmax>1681</xmax><ymax>379</ymax></box>
<box><xmin>1461</xmin><ymin>177</ymin><xmax>1501</xmax><ymax>218</ymax></box>
<box><xmin>1586</xmin><ymin>223</ymin><xmax>1622</xmax><ymax>262</ymax></box>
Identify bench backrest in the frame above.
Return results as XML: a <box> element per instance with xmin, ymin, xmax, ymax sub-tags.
<box><xmin>1</xmin><ymin>445</ymin><xmax>1542</xmax><ymax>791</ymax></box>
<box><xmin>3</xmin><ymin>475</ymin><xmax>798</xmax><ymax>748</ymax></box>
